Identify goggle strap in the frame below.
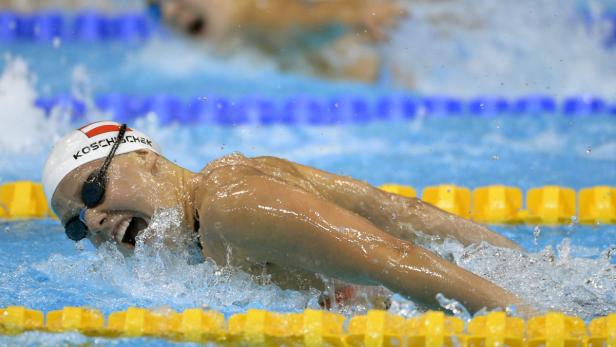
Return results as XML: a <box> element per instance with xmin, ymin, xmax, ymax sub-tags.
<box><xmin>95</xmin><ymin>124</ymin><xmax>127</xmax><ymax>184</ymax></box>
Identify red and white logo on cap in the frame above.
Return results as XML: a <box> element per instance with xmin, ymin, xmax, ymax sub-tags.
<box><xmin>79</xmin><ymin>121</ymin><xmax>133</xmax><ymax>138</ymax></box>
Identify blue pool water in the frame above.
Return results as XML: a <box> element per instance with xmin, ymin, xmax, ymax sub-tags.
<box><xmin>1</xmin><ymin>0</ymin><xmax>616</xmax><ymax>345</ymax></box>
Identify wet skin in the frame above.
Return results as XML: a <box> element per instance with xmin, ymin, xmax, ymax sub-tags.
<box><xmin>156</xmin><ymin>0</ymin><xmax>407</xmax><ymax>83</ymax></box>
<box><xmin>158</xmin><ymin>0</ymin><xmax>406</xmax><ymax>41</ymax></box>
<box><xmin>52</xmin><ymin>150</ymin><xmax>532</xmax><ymax>315</ymax></box>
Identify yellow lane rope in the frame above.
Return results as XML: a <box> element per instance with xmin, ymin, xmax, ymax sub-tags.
<box><xmin>1</xmin><ymin>307</ymin><xmax>615</xmax><ymax>346</ymax></box>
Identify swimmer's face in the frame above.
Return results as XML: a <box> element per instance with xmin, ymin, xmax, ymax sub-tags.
<box><xmin>159</xmin><ymin>0</ymin><xmax>208</xmax><ymax>37</ymax></box>
<box><xmin>52</xmin><ymin>150</ymin><xmax>179</xmax><ymax>255</ymax></box>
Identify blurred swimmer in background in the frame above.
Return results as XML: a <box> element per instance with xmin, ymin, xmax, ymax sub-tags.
<box><xmin>149</xmin><ymin>0</ymin><xmax>408</xmax><ymax>84</ymax></box>
<box><xmin>44</xmin><ymin>121</ymin><xmax>536</xmax><ymax>315</ymax></box>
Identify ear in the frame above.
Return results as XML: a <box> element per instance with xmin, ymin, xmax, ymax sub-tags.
<box><xmin>135</xmin><ymin>150</ymin><xmax>159</xmax><ymax>174</ymax></box>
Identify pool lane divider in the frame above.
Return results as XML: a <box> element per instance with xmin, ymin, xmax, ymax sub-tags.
<box><xmin>380</xmin><ymin>184</ymin><xmax>616</xmax><ymax>225</ymax></box>
<box><xmin>0</xmin><ymin>181</ymin><xmax>52</xmax><ymax>219</ymax></box>
<box><xmin>1</xmin><ymin>307</ymin><xmax>615</xmax><ymax>346</ymax></box>
<box><xmin>36</xmin><ymin>94</ymin><xmax>616</xmax><ymax>126</ymax></box>
<box><xmin>0</xmin><ymin>11</ymin><xmax>153</xmax><ymax>42</ymax></box>
<box><xmin>0</xmin><ymin>181</ymin><xmax>614</xmax><ymax>225</ymax></box>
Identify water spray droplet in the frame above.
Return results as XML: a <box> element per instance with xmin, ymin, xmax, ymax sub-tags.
<box><xmin>75</xmin><ymin>240</ymin><xmax>85</xmax><ymax>252</ymax></box>
<box><xmin>533</xmin><ymin>226</ymin><xmax>541</xmax><ymax>245</ymax></box>
<box><xmin>436</xmin><ymin>293</ymin><xmax>471</xmax><ymax>321</ymax></box>
<box><xmin>505</xmin><ymin>305</ymin><xmax>518</xmax><ymax>317</ymax></box>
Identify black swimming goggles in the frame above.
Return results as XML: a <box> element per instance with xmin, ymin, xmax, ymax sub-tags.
<box><xmin>64</xmin><ymin>124</ymin><xmax>127</xmax><ymax>241</ymax></box>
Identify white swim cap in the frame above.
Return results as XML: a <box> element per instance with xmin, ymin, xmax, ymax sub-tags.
<box><xmin>42</xmin><ymin>121</ymin><xmax>161</xmax><ymax>207</ymax></box>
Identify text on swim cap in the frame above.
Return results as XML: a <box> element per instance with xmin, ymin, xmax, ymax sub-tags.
<box><xmin>72</xmin><ymin>135</ymin><xmax>153</xmax><ymax>160</ymax></box>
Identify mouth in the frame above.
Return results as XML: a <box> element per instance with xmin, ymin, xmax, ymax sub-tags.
<box><xmin>116</xmin><ymin>217</ymin><xmax>149</xmax><ymax>247</ymax></box>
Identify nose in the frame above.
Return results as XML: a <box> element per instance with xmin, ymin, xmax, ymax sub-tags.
<box><xmin>82</xmin><ymin>208</ymin><xmax>109</xmax><ymax>232</ymax></box>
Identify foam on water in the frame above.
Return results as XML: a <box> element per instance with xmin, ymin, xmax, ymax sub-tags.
<box><xmin>0</xmin><ymin>58</ymin><xmax>74</xmax><ymax>182</ymax></box>
<box><xmin>0</xmin><ymin>58</ymin><xmax>71</xmax><ymax>154</ymax></box>
<box><xmin>426</xmin><ymin>237</ymin><xmax>616</xmax><ymax>318</ymax></box>
<box><xmin>389</xmin><ymin>0</ymin><xmax>616</xmax><ymax>96</ymax></box>
<box><xmin>33</xmin><ymin>208</ymin><xmax>320</xmax><ymax>315</ymax></box>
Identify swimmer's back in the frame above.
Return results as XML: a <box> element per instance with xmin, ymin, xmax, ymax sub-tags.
<box><xmin>198</xmin><ymin>153</ymin><xmax>323</xmax><ymax>196</ymax></box>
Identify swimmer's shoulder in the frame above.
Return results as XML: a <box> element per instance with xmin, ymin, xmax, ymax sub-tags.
<box><xmin>196</xmin><ymin>152</ymin><xmax>315</xmax><ymax>196</ymax></box>
<box><xmin>198</xmin><ymin>153</ymin><xmax>294</xmax><ymax>177</ymax></box>
<box><xmin>199</xmin><ymin>152</ymin><xmax>251</xmax><ymax>176</ymax></box>
<box><xmin>196</xmin><ymin>152</ymin><xmax>267</xmax><ymax>190</ymax></box>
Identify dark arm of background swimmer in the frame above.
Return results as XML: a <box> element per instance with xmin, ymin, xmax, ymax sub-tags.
<box><xmin>199</xmin><ymin>174</ymin><xmax>528</xmax><ymax>313</ymax></box>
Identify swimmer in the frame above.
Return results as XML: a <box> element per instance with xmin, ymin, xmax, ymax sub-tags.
<box><xmin>149</xmin><ymin>0</ymin><xmax>407</xmax><ymax>83</ymax></box>
<box><xmin>43</xmin><ymin>121</ymin><xmax>534</xmax><ymax>315</ymax></box>
<box><xmin>152</xmin><ymin>0</ymin><xmax>405</xmax><ymax>41</ymax></box>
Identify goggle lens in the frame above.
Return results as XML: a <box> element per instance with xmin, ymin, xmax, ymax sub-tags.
<box><xmin>65</xmin><ymin>216</ymin><xmax>88</xmax><ymax>241</ymax></box>
<box><xmin>82</xmin><ymin>172</ymin><xmax>106</xmax><ymax>208</ymax></box>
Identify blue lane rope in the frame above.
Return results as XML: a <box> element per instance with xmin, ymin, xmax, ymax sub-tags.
<box><xmin>35</xmin><ymin>94</ymin><xmax>616</xmax><ymax>126</ymax></box>
<box><xmin>0</xmin><ymin>11</ymin><xmax>154</xmax><ymax>42</ymax></box>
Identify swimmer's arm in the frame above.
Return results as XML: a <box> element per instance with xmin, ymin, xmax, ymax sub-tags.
<box><xmin>385</xmin><ymin>195</ymin><xmax>524</xmax><ymax>250</ymax></box>
<box><xmin>287</xmin><ymin>160</ymin><xmax>522</xmax><ymax>250</ymax></box>
<box><xmin>239</xmin><ymin>0</ymin><xmax>406</xmax><ymax>37</ymax></box>
<box><xmin>161</xmin><ymin>0</ymin><xmax>405</xmax><ymax>42</ymax></box>
<box><xmin>200</xmin><ymin>174</ymin><xmax>529</xmax><ymax>314</ymax></box>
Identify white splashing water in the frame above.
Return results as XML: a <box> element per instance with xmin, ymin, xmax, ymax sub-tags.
<box><xmin>388</xmin><ymin>0</ymin><xmax>616</xmax><ymax>96</ymax></box>
<box><xmin>0</xmin><ymin>57</ymin><xmax>71</xmax><ymax>154</ymax></box>
<box><xmin>425</xmin><ymin>238</ymin><xmax>616</xmax><ymax>318</ymax></box>
<box><xmin>0</xmin><ymin>58</ymin><xmax>78</xmax><ymax>182</ymax></box>
<box><xmin>34</xmin><ymin>208</ymin><xmax>321</xmax><ymax>314</ymax></box>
